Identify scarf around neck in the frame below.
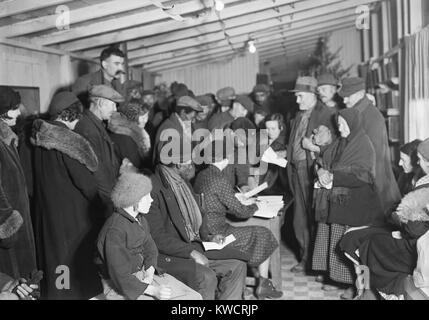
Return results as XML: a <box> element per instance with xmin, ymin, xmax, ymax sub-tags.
<box><xmin>159</xmin><ymin>165</ymin><xmax>202</xmax><ymax>241</ymax></box>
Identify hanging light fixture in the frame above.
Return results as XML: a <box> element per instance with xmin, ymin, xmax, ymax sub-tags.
<box><xmin>214</xmin><ymin>0</ymin><xmax>224</xmax><ymax>11</ymax></box>
<box><xmin>248</xmin><ymin>40</ymin><xmax>256</xmax><ymax>54</ymax></box>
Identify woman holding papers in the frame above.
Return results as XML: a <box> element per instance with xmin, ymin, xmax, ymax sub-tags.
<box><xmin>312</xmin><ymin>108</ymin><xmax>384</xmax><ymax>299</ymax></box>
<box><xmin>194</xmin><ymin>139</ymin><xmax>283</xmax><ymax>299</ymax></box>
<box><xmin>257</xmin><ymin>114</ymin><xmax>288</xmax><ymax>195</ymax></box>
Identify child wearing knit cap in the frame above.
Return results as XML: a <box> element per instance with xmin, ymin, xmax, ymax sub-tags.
<box><xmin>96</xmin><ymin>172</ymin><xmax>201</xmax><ymax>300</ymax></box>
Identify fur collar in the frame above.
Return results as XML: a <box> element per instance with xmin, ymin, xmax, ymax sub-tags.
<box><xmin>0</xmin><ymin>210</ymin><xmax>23</xmax><ymax>240</ymax></box>
<box><xmin>0</xmin><ymin>120</ymin><xmax>18</xmax><ymax>147</ymax></box>
<box><xmin>108</xmin><ymin>112</ymin><xmax>150</xmax><ymax>157</ymax></box>
<box><xmin>394</xmin><ymin>186</ymin><xmax>429</xmax><ymax>223</ymax></box>
<box><xmin>31</xmin><ymin>119</ymin><xmax>98</xmax><ymax>172</ymax></box>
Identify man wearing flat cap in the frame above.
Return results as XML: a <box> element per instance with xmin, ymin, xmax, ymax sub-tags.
<box><xmin>72</xmin><ymin>46</ymin><xmax>126</xmax><ymax>107</ymax></box>
<box><xmin>252</xmin><ymin>84</ymin><xmax>271</xmax><ymax>127</ymax></box>
<box><xmin>287</xmin><ymin>76</ymin><xmax>336</xmax><ymax>273</ymax></box>
<box><xmin>339</xmin><ymin>77</ymin><xmax>400</xmax><ymax>214</ymax></box>
<box><xmin>31</xmin><ymin>91</ymin><xmax>103</xmax><ymax>299</ymax></box>
<box><xmin>216</xmin><ymin>87</ymin><xmax>236</xmax><ymax>112</ymax></box>
<box><xmin>74</xmin><ymin>85</ymin><xmax>124</xmax><ymax>217</ymax></box>
<box><xmin>153</xmin><ymin>95</ymin><xmax>202</xmax><ymax>165</ymax></box>
<box><xmin>316</xmin><ymin>73</ymin><xmax>345</xmax><ymax>111</ymax></box>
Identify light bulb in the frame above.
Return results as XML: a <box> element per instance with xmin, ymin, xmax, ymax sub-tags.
<box><xmin>248</xmin><ymin>41</ymin><xmax>256</xmax><ymax>53</ymax></box>
<box><xmin>214</xmin><ymin>0</ymin><xmax>224</xmax><ymax>11</ymax></box>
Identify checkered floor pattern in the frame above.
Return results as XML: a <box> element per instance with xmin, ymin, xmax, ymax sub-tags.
<box><xmin>245</xmin><ymin>243</ymin><xmax>344</xmax><ymax>300</ymax></box>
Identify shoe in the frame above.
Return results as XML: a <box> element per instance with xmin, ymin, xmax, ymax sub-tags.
<box><xmin>255</xmin><ymin>277</ymin><xmax>283</xmax><ymax>300</ymax></box>
<box><xmin>340</xmin><ymin>287</ymin><xmax>355</xmax><ymax>300</ymax></box>
<box><xmin>290</xmin><ymin>261</ymin><xmax>306</xmax><ymax>273</ymax></box>
<box><xmin>315</xmin><ymin>275</ymin><xmax>324</xmax><ymax>283</ymax></box>
<box><xmin>322</xmin><ymin>284</ymin><xmax>341</xmax><ymax>291</ymax></box>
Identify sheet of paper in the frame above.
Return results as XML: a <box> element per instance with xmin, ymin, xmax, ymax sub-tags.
<box><xmin>257</xmin><ymin>195</ymin><xmax>284</xmax><ymax>203</ymax></box>
<box><xmin>261</xmin><ymin>147</ymin><xmax>288</xmax><ymax>168</ymax></box>
<box><xmin>253</xmin><ymin>201</ymin><xmax>283</xmax><ymax>219</ymax></box>
<box><xmin>202</xmin><ymin>234</ymin><xmax>236</xmax><ymax>251</ymax></box>
<box><xmin>244</xmin><ymin>182</ymin><xmax>268</xmax><ymax>198</ymax></box>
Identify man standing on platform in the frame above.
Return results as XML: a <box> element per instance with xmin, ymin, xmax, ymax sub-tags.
<box><xmin>287</xmin><ymin>77</ymin><xmax>335</xmax><ymax>273</ymax></box>
<box><xmin>72</xmin><ymin>46</ymin><xmax>125</xmax><ymax>107</ymax></box>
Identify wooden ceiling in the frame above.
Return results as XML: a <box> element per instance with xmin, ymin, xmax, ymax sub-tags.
<box><xmin>0</xmin><ymin>0</ymin><xmax>380</xmax><ymax>72</ymax></box>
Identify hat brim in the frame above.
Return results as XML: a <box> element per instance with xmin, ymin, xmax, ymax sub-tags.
<box><xmin>177</xmin><ymin>104</ymin><xmax>203</xmax><ymax>112</ymax></box>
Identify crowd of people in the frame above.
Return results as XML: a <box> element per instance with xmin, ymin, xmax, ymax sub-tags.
<box><xmin>0</xmin><ymin>45</ymin><xmax>428</xmax><ymax>300</ymax></box>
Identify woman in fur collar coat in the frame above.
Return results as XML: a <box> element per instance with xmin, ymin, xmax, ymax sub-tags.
<box><xmin>0</xmin><ymin>86</ymin><xmax>37</xmax><ymax>283</ymax></box>
<box><xmin>340</xmin><ymin>138</ymin><xmax>429</xmax><ymax>299</ymax></box>
<box><xmin>108</xmin><ymin>101</ymin><xmax>152</xmax><ymax>171</ymax></box>
<box><xmin>32</xmin><ymin>92</ymin><xmax>102</xmax><ymax>299</ymax></box>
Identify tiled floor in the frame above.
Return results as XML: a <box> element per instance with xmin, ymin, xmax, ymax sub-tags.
<box><xmin>245</xmin><ymin>243</ymin><xmax>344</xmax><ymax>300</ymax></box>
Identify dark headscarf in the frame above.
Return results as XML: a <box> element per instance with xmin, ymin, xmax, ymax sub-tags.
<box><xmin>330</xmin><ymin>108</ymin><xmax>376</xmax><ymax>204</ymax></box>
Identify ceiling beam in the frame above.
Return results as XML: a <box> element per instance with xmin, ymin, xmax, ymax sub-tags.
<box><xmin>29</xmin><ymin>0</ymin><xmax>236</xmax><ymax>46</ymax></box>
<box><xmin>78</xmin><ymin>0</ymin><xmax>339</xmax><ymax>56</ymax></box>
<box><xmin>0</xmin><ymin>0</ymin><xmax>154</xmax><ymax>38</ymax></box>
<box><xmin>126</xmin><ymin>0</ymin><xmax>377</xmax><ymax>59</ymax></box>
<box><xmin>129</xmin><ymin>20</ymin><xmax>355</xmax><ymax>66</ymax></box>
<box><xmin>0</xmin><ymin>0</ymin><xmax>73</xmax><ymax>19</ymax></box>
<box><xmin>146</xmin><ymin>41</ymin><xmax>317</xmax><ymax>72</ymax></box>
<box><xmin>127</xmin><ymin>9</ymin><xmax>359</xmax><ymax>60</ymax></box>
<box><xmin>141</xmin><ymin>35</ymin><xmax>321</xmax><ymax>68</ymax></box>
<box><xmin>146</xmin><ymin>50</ymin><xmax>241</xmax><ymax>70</ymax></box>
<box><xmin>0</xmin><ymin>38</ymin><xmax>96</xmax><ymax>62</ymax></box>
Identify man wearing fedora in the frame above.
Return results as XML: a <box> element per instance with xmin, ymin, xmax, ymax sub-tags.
<box><xmin>316</xmin><ymin>73</ymin><xmax>345</xmax><ymax>112</ymax></box>
<box><xmin>287</xmin><ymin>76</ymin><xmax>336</xmax><ymax>273</ymax></box>
<box><xmin>338</xmin><ymin>77</ymin><xmax>400</xmax><ymax>214</ymax></box>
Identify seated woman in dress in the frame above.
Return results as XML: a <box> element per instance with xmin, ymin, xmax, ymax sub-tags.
<box><xmin>312</xmin><ymin>108</ymin><xmax>384</xmax><ymax>299</ymax></box>
<box><xmin>340</xmin><ymin>138</ymin><xmax>429</xmax><ymax>300</ymax></box>
<box><xmin>397</xmin><ymin>139</ymin><xmax>423</xmax><ymax>196</ymax></box>
<box><xmin>96</xmin><ymin>171</ymin><xmax>201</xmax><ymax>300</ymax></box>
<box><xmin>194</xmin><ymin>138</ymin><xmax>283</xmax><ymax>299</ymax></box>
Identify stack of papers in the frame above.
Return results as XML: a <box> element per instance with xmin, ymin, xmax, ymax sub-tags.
<box><xmin>253</xmin><ymin>196</ymin><xmax>284</xmax><ymax>219</ymax></box>
<box><xmin>261</xmin><ymin>147</ymin><xmax>288</xmax><ymax>168</ymax></box>
<box><xmin>202</xmin><ymin>234</ymin><xmax>236</xmax><ymax>251</ymax></box>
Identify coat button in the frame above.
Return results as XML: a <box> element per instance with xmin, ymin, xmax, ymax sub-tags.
<box><xmin>165</xmin><ymin>257</ymin><xmax>171</xmax><ymax>262</ymax></box>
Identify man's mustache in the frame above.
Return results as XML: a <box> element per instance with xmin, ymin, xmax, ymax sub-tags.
<box><xmin>115</xmin><ymin>70</ymin><xmax>126</xmax><ymax>75</ymax></box>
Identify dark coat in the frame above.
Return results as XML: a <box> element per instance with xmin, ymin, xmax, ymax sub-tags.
<box><xmin>74</xmin><ymin>109</ymin><xmax>120</xmax><ymax>215</ymax></box>
<box><xmin>287</xmin><ymin>101</ymin><xmax>336</xmax><ymax>195</ymax></box>
<box><xmin>145</xmin><ymin>167</ymin><xmax>248</xmax><ymax>289</ymax></box>
<box><xmin>0</xmin><ymin>121</ymin><xmax>37</xmax><ymax>280</ymax></box>
<box><xmin>96</xmin><ymin>208</ymin><xmax>158</xmax><ymax>300</ymax></box>
<box><xmin>207</xmin><ymin>111</ymin><xmax>234</xmax><ymax>131</ymax></box>
<box><xmin>327</xmin><ymin>170</ymin><xmax>384</xmax><ymax>227</ymax></box>
<box><xmin>153</xmin><ymin>113</ymin><xmax>192</xmax><ymax>165</ymax></box>
<box><xmin>31</xmin><ymin>120</ymin><xmax>102</xmax><ymax>299</ymax></box>
<box><xmin>354</xmin><ymin>96</ymin><xmax>401</xmax><ymax>213</ymax></box>
<box><xmin>71</xmin><ymin>69</ymin><xmax>124</xmax><ymax>107</ymax></box>
<box><xmin>107</xmin><ymin>113</ymin><xmax>152</xmax><ymax>171</ymax></box>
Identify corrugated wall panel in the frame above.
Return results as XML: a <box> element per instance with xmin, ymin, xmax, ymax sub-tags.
<box><xmin>155</xmin><ymin>52</ymin><xmax>259</xmax><ymax>95</ymax></box>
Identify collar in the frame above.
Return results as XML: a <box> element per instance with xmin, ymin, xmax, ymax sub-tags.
<box><xmin>85</xmin><ymin>109</ymin><xmax>107</xmax><ymax>131</ymax></box>
<box><xmin>116</xmin><ymin>207</ymin><xmax>141</xmax><ymax>224</ymax></box>
<box><xmin>175</xmin><ymin>113</ymin><xmax>192</xmax><ymax>133</ymax></box>
<box><xmin>416</xmin><ymin>174</ymin><xmax>429</xmax><ymax>188</ymax></box>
